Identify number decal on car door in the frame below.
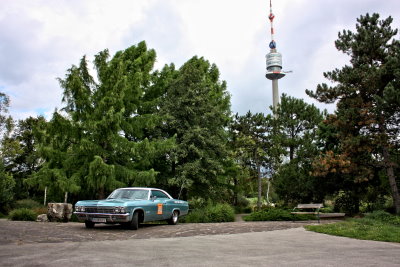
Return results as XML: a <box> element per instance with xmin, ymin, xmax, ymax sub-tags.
<box><xmin>157</xmin><ymin>203</ymin><xmax>163</xmax><ymax>215</ymax></box>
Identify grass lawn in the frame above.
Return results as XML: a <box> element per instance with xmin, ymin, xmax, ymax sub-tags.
<box><xmin>305</xmin><ymin>215</ymin><xmax>400</xmax><ymax>243</ymax></box>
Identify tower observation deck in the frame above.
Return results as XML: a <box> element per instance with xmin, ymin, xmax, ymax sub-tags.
<box><xmin>265</xmin><ymin>0</ymin><xmax>285</xmax><ymax>111</ymax></box>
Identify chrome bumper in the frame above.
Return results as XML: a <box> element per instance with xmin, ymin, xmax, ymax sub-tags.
<box><xmin>74</xmin><ymin>212</ymin><xmax>130</xmax><ymax>223</ymax></box>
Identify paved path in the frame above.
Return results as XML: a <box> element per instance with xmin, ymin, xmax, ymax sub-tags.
<box><xmin>1</xmin><ymin>227</ymin><xmax>399</xmax><ymax>267</ymax></box>
<box><xmin>0</xmin><ymin>219</ymin><xmax>334</xmax><ymax>245</ymax></box>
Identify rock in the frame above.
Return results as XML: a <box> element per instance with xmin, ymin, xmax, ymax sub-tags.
<box><xmin>47</xmin><ymin>203</ymin><xmax>73</xmax><ymax>222</ymax></box>
<box><xmin>36</xmin><ymin>214</ymin><xmax>49</xmax><ymax>222</ymax></box>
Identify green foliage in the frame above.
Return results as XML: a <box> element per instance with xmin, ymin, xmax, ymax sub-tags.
<box><xmin>272</xmin><ymin>95</ymin><xmax>325</xmax><ymax>204</ymax></box>
<box><xmin>307</xmin><ymin>13</ymin><xmax>400</xmax><ymax>213</ymax></box>
<box><xmin>229</xmin><ymin>112</ymin><xmax>279</xmax><ymax>209</ymax></box>
<box><xmin>2</xmin><ymin>117</ymin><xmax>47</xmax><ymax>200</ymax></box>
<box><xmin>243</xmin><ymin>208</ymin><xmax>315</xmax><ymax>221</ymax></box>
<box><xmin>8</xmin><ymin>208</ymin><xmax>37</xmax><ymax>221</ymax></box>
<box><xmin>183</xmin><ymin>203</ymin><xmax>235</xmax><ymax>223</ymax></box>
<box><xmin>14</xmin><ymin>199</ymin><xmax>41</xmax><ymax>210</ymax></box>
<box><xmin>364</xmin><ymin>210</ymin><xmax>400</xmax><ymax>225</ymax></box>
<box><xmin>306</xmin><ymin>212</ymin><xmax>400</xmax><ymax>242</ymax></box>
<box><xmin>333</xmin><ymin>191</ymin><xmax>363</xmax><ymax>214</ymax></box>
<box><xmin>0</xmin><ymin>163</ymin><xmax>15</xmax><ymax>212</ymax></box>
<box><xmin>28</xmin><ymin>41</ymin><xmax>175</xmax><ymax>200</ymax></box>
<box><xmin>160</xmin><ymin>56</ymin><xmax>231</xmax><ymax>200</ymax></box>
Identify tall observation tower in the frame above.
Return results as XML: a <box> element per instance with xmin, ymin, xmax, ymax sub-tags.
<box><xmin>265</xmin><ymin>0</ymin><xmax>285</xmax><ymax>112</ymax></box>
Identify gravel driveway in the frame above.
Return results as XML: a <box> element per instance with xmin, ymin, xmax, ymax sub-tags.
<box><xmin>0</xmin><ymin>218</ymin><xmax>339</xmax><ymax>245</ymax></box>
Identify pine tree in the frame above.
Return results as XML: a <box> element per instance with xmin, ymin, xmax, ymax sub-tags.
<box><xmin>272</xmin><ymin>95</ymin><xmax>324</xmax><ymax>204</ymax></box>
<box><xmin>230</xmin><ymin>112</ymin><xmax>276</xmax><ymax>209</ymax></box>
<box><xmin>307</xmin><ymin>14</ymin><xmax>400</xmax><ymax>213</ymax></box>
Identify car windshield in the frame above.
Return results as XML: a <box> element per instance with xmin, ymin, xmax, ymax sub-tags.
<box><xmin>107</xmin><ymin>189</ymin><xmax>148</xmax><ymax>200</ymax></box>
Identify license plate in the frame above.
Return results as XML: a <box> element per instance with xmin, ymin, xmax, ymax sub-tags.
<box><xmin>91</xmin><ymin>218</ymin><xmax>106</xmax><ymax>223</ymax></box>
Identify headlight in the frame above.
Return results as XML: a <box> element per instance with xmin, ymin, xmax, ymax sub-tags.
<box><xmin>75</xmin><ymin>206</ymin><xmax>82</xmax><ymax>212</ymax></box>
<box><xmin>113</xmin><ymin>206</ymin><xmax>126</xmax><ymax>213</ymax></box>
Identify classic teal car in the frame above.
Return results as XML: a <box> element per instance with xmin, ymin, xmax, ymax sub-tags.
<box><xmin>74</xmin><ymin>187</ymin><xmax>189</xmax><ymax>230</ymax></box>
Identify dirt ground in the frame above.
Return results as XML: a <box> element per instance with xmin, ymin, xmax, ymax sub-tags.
<box><xmin>0</xmin><ymin>218</ymin><xmax>341</xmax><ymax>246</ymax></box>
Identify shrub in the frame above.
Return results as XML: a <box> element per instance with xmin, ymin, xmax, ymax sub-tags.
<box><xmin>14</xmin><ymin>199</ymin><xmax>42</xmax><ymax>210</ymax></box>
<box><xmin>364</xmin><ymin>210</ymin><xmax>400</xmax><ymax>226</ymax></box>
<box><xmin>184</xmin><ymin>203</ymin><xmax>235</xmax><ymax>223</ymax></box>
<box><xmin>243</xmin><ymin>208</ymin><xmax>315</xmax><ymax>221</ymax></box>
<box><xmin>33</xmin><ymin>207</ymin><xmax>48</xmax><ymax>215</ymax></box>
<box><xmin>8</xmin><ymin>208</ymin><xmax>37</xmax><ymax>221</ymax></box>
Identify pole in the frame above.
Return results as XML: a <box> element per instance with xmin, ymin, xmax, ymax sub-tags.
<box><xmin>272</xmin><ymin>79</ymin><xmax>279</xmax><ymax>113</ymax></box>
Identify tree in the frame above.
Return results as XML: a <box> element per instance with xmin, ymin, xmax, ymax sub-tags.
<box><xmin>0</xmin><ymin>92</ymin><xmax>15</xmax><ymax>211</ymax></box>
<box><xmin>2</xmin><ymin>117</ymin><xmax>46</xmax><ymax>200</ymax></box>
<box><xmin>307</xmin><ymin>13</ymin><xmax>400</xmax><ymax>213</ymax></box>
<box><xmin>272</xmin><ymin>95</ymin><xmax>324</xmax><ymax>204</ymax></box>
<box><xmin>28</xmin><ymin>41</ymin><xmax>175</xmax><ymax>200</ymax></box>
<box><xmin>160</xmin><ymin>57</ymin><xmax>231</xmax><ymax>201</ymax></box>
<box><xmin>273</xmin><ymin>94</ymin><xmax>324</xmax><ymax>160</ymax></box>
<box><xmin>230</xmin><ymin>112</ymin><xmax>278</xmax><ymax>209</ymax></box>
<box><xmin>0</xmin><ymin>92</ymin><xmax>12</xmax><ymax>138</ymax></box>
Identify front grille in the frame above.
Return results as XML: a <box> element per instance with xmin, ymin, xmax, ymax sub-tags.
<box><xmin>85</xmin><ymin>207</ymin><xmax>115</xmax><ymax>214</ymax></box>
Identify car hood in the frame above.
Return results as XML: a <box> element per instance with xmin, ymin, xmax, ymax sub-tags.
<box><xmin>75</xmin><ymin>199</ymin><xmax>146</xmax><ymax>207</ymax></box>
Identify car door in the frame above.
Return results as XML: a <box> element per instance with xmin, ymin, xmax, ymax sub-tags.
<box><xmin>150</xmin><ymin>190</ymin><xmax>171</xmax><ymax>220</ymax></box>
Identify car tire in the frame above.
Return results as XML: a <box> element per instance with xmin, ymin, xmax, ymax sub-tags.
<box><xmin>129</xmin><ymin>211</ymin><xmax>139</xmax><ymax>230</ymax></box>
<box><xmin>85</xmin><ymin>220</ymin><xmax>95</xmax><ymax>228</ymax></box>
<box><xmin>168</xmin><ymin>210</ymin><xmax>179</xmax><ymax>225</ymax></box>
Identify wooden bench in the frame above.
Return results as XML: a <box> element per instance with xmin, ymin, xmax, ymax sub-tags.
<box><xmin>291</xmin><ymin>203</ymin><xmax>324</xmax><ymax>223</ymax></box>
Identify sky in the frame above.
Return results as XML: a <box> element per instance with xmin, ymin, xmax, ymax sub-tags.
<box><xmin>1</xmin><ymin>0</ymin><xmax>400</xmax><ymax>120</ymax></box>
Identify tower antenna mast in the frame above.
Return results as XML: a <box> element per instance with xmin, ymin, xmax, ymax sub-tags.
<box><xmin>265</xmin><ymin>0</ymin><xmax>286</xmax><ymax>114</ymax></box>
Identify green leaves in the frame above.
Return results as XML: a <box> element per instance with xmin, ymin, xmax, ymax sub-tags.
<box><xmin>32</xmin><ymin>41</ymin><xmax>175</xmax><ymax>199</ymax></box>
<box><xmin>307</xmin><ymin>13</ymin><xmax>400</xmax><ymax>213</ymax></box>
<box><xmin>160</xmin><ymin>56</ymin><xmax>231</xmax><ymax>200</ymax></box>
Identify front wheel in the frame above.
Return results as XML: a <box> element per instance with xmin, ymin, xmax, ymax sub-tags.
<box><xmin>85</xmin><ymin>220</ymin><xmax>95</xmax><ymax>228</ymax></box>
<box><xmin>129</xmin><ymin>211</ymin><xmax>139</xmax><ymax>230</ymax></box>
<box><xmin>168</xmin><ymin>210</ymin><xmax>179</xmax><ymax>225</ymax></box>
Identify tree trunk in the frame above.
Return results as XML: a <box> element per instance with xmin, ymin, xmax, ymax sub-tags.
<box><xmin>233</xmin><ymin>177</ymin><xmax>238</xmax><ymax>206</ymax></box>
<box><xmin>289</xmin><ymin>146</ymin><xmax>294</xmax><ymax>161</ymax></box>
<box><xmin>266</xmin><ymin>179</ymin><xmax>271</xmax><ymax>204</ymax></box>
<box><xmin>43</xmin><ymin>187</ymin><xmax>47</xmax><ymax>206</ymax></box>
<box><xmin>257</xmin><ymin>162</ymin><xmax>262</xmax><ymax>210</ymax></box>
<box><xmin>382</xmin><ymin>146</ymin><xmax>400</xmax><ymax>214</ymax></box>
<box><xmin>98</xmin><ymin>187</ymin><xmax>105</xmax><ymax>199</ymax></box>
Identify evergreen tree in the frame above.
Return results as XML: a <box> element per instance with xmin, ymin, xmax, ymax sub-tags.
<box><xmin>27</xmin><ymin>42</ymin><xmax>175</xmax><ymax>200</ymax></box>
<box><xmin>272</xmin><ymin>95</ymin><xmax>324</xmax><ymax>204</ymax></box>
<box><xmin>230</xmin><ymin>112</ymin><xmax>279</xmax><ymax>209</ymax></box>
<box><xmin>2</xmin><ymin>117</ymin><xmax>46</xmax><ymax>199</ymax></box>
<box><xmin>161</xmin><ymin>57</ymin><xmax>231</xmax><ymax>200</ymax></box>
<box><xmin>0</xmin><ymin>92</ymin><xmax>15</xmax><ymax>211</ymax></box>
<box><xmin>307</xmin><ymin>14</ymin><xmax>400</xmax><ymax>213</ymax></box>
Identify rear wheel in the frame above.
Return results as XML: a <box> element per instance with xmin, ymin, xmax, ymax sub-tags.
<box><xmin>85</xmin><ymin>220</ymin><xmax>95</xmax><ymax>228</ymax></box>
<box><xmin>129</xmin><ymin>211</ymin><xmax>139</xmax><ymax>230</ymax></box>
<box><xmin>168</xmin><ymin>210</ymin><xmax>179</xmax><ymax>225</ymax></box>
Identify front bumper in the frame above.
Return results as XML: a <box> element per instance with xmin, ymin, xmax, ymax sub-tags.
<box><xmin>74</xmin><ymin>212</ymin><xmax>130</xmax><ymax>223</ymax></box>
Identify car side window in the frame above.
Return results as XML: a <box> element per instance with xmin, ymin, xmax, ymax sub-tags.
<box><xmin>151</xmin><ymin>190</ymin><xmax>170</xmax><ymax>199</ymax></box>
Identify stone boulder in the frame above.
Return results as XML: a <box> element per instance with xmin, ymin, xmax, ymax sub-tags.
<box><xmin>36</xmin><ymin>214</ymin><xmax>49</xmax><ymax>222</ymax></box>
<box><xmin>47</xmin><ymin>203</ymin><xmax>73</xmax><ymax>222</ymax></box>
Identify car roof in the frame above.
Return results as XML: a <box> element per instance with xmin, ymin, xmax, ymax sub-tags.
<box><xmin>114</xmin><ymin>187</ymin><xmax>173</xmax><ymax>198</ymax></box>
<box><xmin>116</xmin><ymin>187</ymin><xmax>161</xmax><ymax>190</ymax></box>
